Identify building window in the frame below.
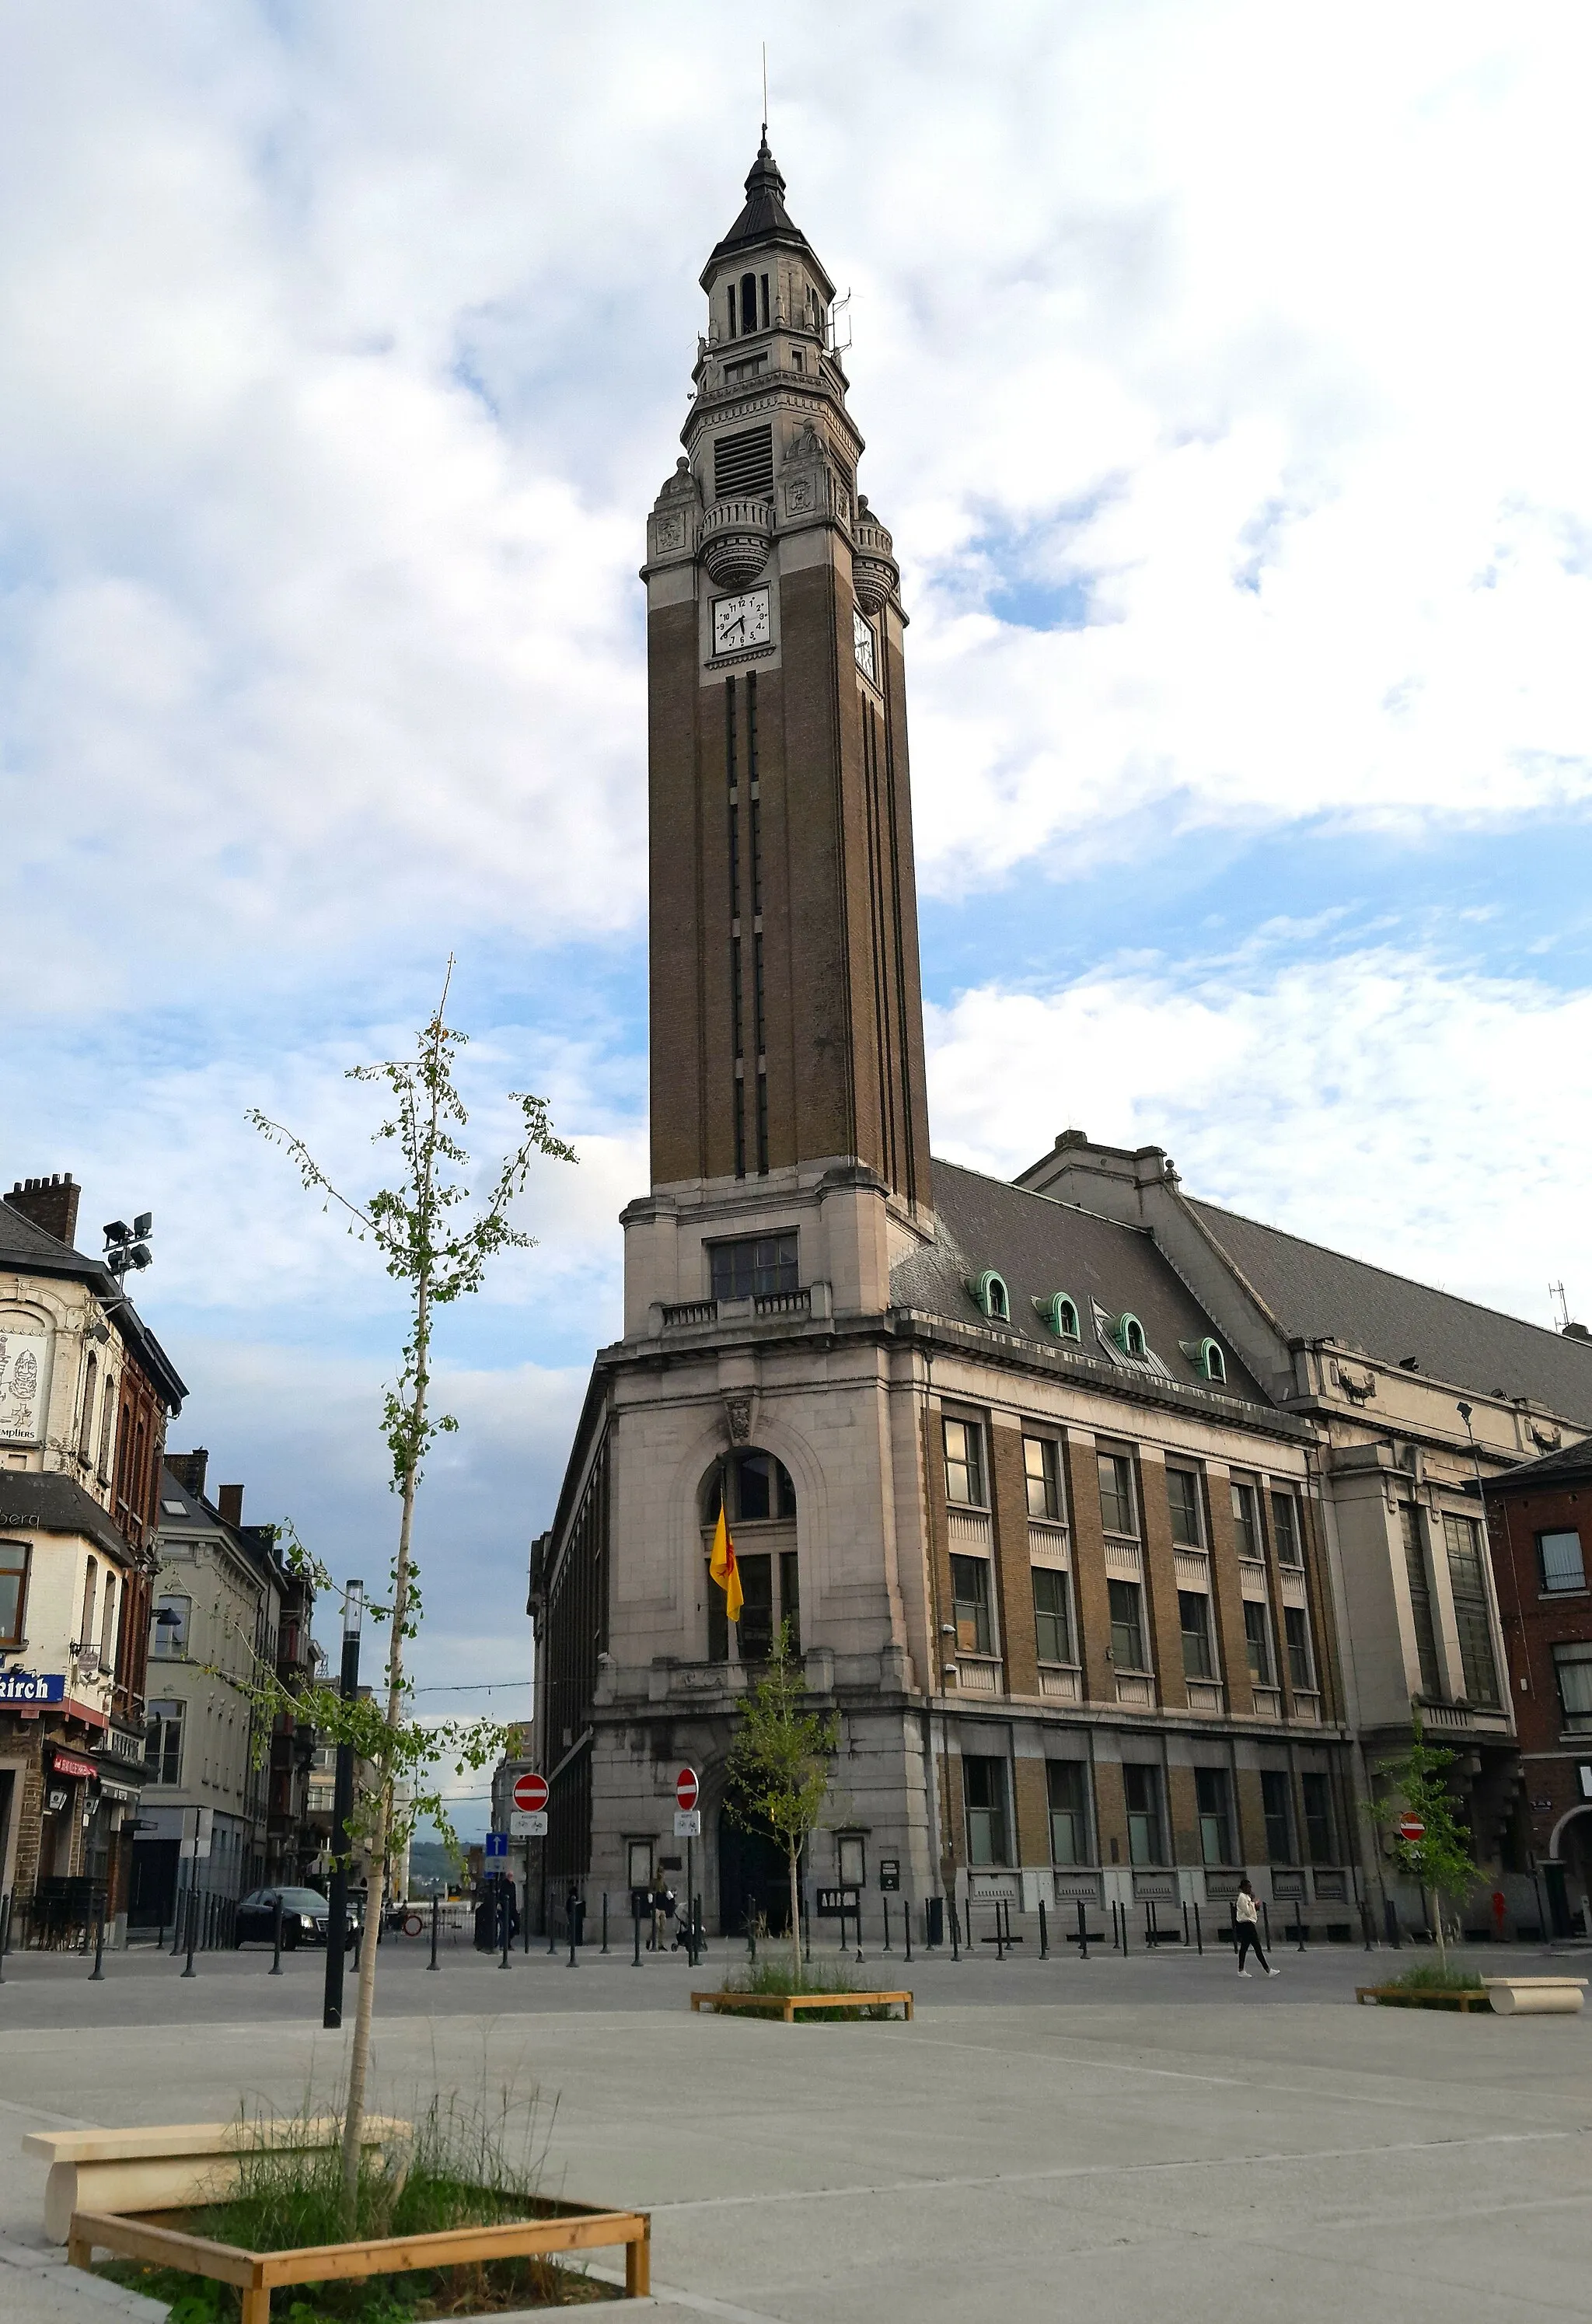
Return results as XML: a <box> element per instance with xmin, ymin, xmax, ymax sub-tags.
<box><xmin>708</xmin><ymin>1232</ymin><xmax>797</xmax><ymax>1302</ymax></box>
<box><xmin>1108</xmin><ymin>1578</ymin><xmax>1147</xmax><ymax>1671</ymax></box>
<box><xmin>1046</xmin><ymin>1761</ymin><xmax>1088</xmax><ymax>1864</ymax></box>
<box><xmin>968</xmin><ymin>1269</ymin><xmax>1010</xmax><ymax>1321</ymax></box>
<box><xmin>1024</xmin><ymin>1435</ymin><xmax>1062</xmax><ymax>1521</ymax></box>
<box><xmin>1231</xmin><ymin>1480</ymin><xmax>1261</xmax><ymax>1559</ymax></box>
<box><xmin>1300</xmin><ymin>1771</ymin><xmax>1335</xmax><ymax>1862</ymax></box>
<box><xmin>0</xmin><ymin>1539</ymin><xmax>28</xmax><ymax>1648</ymax></box>
<box><xmin>1167</xmin><ymin>1469</ymin><xmax>1203</xmax><ymax>1548</ymax></box>
<box><xmin>1271</xmin><ymin>1493</ymin><xmax>1304</xmax><ymax>1565</ymax></box>
<box><xmin>1038</xmin><ymin>1292</ymin><xmax>1081</xmax><ymax>1340</ymax></box>
<box><xmin>80</xmin><ymin>1559</ymin><xmax>98</xmax><ymax>1651</ymax></box>
<box><xmin>1123</xmin><ymin>1764</ymin><xmax>1164</xmax><ymax>1864</ymax></box>
<box><xmin>1195</xmin><ymin>1767</ymin><xmax>1234</xmax><ymax>1864</ymax></box>
<box><xmin>145</xmin><ymin>1700</ymin><xmax>183</xmax><ymax>1784</ymax></box>
<box><xmin>1243</xmin><ymin>1598</ymin><xmax>1274</xmax><ymax>1686</ymax></box>
<box><xmin>1098</xmin><ymin>1452</ymin><xmax>1136</xmax><ymax>1537</ymax></box>
<box><xmin>1112</xmin><ymin>1312</ymin><xmax>1147</xmax><ymax>1358</ymax></box>
<box><xmin>78</xmin><ymin>1354</ymin><xmax>97</xmax><ymax>1461</ymax></box>
<box><xmin>627</xmin><ymin>1839</ymin><xmax>654</xmax><ymax>1890</ymax></box>
<box><xmin>950</xmin><ymin>1556</ymin><xmax>994</xmax><ymax>1656</ymax></box>
<box><xmin>1398</xmin><ymin>1504</ymin><xmax>1442</xmax><ymax>1696</ymax></box>
<box><xmin>1260</xmin><ymin>1769</ymin><xmax>1294</xmax><ymax>1861</ymax></box>
<box><xmin>1538</xmin><ymin>1529</ymin><xmax>1586</xmax><ymax>1594</ymax></box>
<box><xmin>1554</xmin><ymin>1643</ymin><xmax>1592</xmax><ymax>1734</ymax></box>
<box><xmin>944</xmin><ymin>1417</ymin><xmax>986</xmax><ymax>1508</ymax></box>
<box><xmin>1179</xmin><ymin>1592</ymin><xmax>1215</xmax><ymax>1680</ymax></box>
<box><xmin>962</xmin><ymin>1755</ymin><xmax>1010</xmax><ymax>1865</ymax></box>
<box><xmin>1283</xmin><ymin>1605</ymin><xmax>1314</xmax><ymax>1691</ymax></box>
<box><xmin>152</xmin><ymin>1590</ymin><xmax>190</xmax><ymax>1659</ymax></box>
<box><xmin>1032</xmin><ymin>1567</ymin><xmax>1072</xmax><ymax>1664</ymax></box>
<box><xmin>1442</xmin><ymin>1514</ymin><xmax>1499</xmax><ymax>1707</ymax></box>
<box><xmin>837</xmin><ymin>1833</ymin><xmax>865</xmax><ymax>1886</ymax></box>
<box><xmin>100</xmin><ymin>1572</ymin><xmax>118</xmax><ymax>1672</ymax></box>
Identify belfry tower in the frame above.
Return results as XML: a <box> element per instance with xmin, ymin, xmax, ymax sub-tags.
<box><xmin>641</xmin><ymin>139</ymin><xmax>932</xmax><ymax>1225</ymax></box>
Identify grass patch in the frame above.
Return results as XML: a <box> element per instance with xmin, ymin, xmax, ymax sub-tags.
<box><xmin>95</xmin><ymin>2090</ymin><xmax>618</xmax><ymax>2319</ymax></box>
<box><xmin>709</xmin><ymin>1956</ymin><xmax>898</xmax><ymax>2022</ymax></box>
<box><xmin>1381</xmin><ymin>1962</ymin><xmax>1486</xmax><ymax>1993</ymax></box>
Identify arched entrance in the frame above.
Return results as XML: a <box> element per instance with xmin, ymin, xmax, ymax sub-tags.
<box><xmin>1545</xmin><ymin>1805</ymin><xmax>1592</xmax><ymax>1939</ymax></box>
<box><xmin>717</xmin><ymin>1805</ymin><xmax>798</xmax><ymax>1938</ymax></box>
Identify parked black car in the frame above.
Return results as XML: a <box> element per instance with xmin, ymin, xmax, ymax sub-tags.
<box><xmin>234</xmin><ymin>1887</ymin><xmax>358</xmax><ymax>1949</ymax></box>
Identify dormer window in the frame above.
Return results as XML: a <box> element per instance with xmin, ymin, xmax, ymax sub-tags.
<box><xmin>1180</xmin><ymin>1336</ymin><xmax>1227</xmax><ymax>1383</ymax></box>
<box><xmin>1111</xmin><ymin>1312</ymin><xmax>1147</xmax><ymax>1359</ymax></box>
<box><xmin>967</xmin><ymin>1270</ymin><xmax>1010</xmax><ymax>1323</ymax></box>
<box><xmin>1034</xmin><ymin>1292</ymin><xmax>1081</xmax><ymax>1342</ymax></box>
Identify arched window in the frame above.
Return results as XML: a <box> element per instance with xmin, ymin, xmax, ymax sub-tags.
<box><xmin>80</xmin><ymin>1557</ymin><xmax>98</xmax><ymax>1651</ymax></box>
<box><xmin>1179</xmin><ymin>1336</ymin><xmax>1227</xmax><ymax>1383</ymax></box>
<box><xmin>1034</xmin><ymin>1292</ymin><xmax>1081</xmax><ymax>1341</ymax></box>
<box><xmin>740</xmin><ymin>272</ymin><xmax>759</xmax><ymax>334</ymax></box>
<box><xmin>702</xmin><ymin>1449</ymin><xmax>798</xmax><ymax>1665</ymax></box>
<box><xmin>967</xmin><ymin>1270</ymin><xmax>1010</xmax><ymax>1323</ymax></box>
<box><xmin>97</xmin><ymin>1382</ymin><xmax>116</xmax><ymax>1477</ymax></box>
<box><xmin>78</xmin><ymin>1354</ymin><xmax>97</xmax><ymax>1461</ymax></box>
<box><xmin>100</xmin><ymin>1571</ymin><xmax>118</xmax><ymax>1673</ymax></box>
<box><xmin>1112</xmin><ymin>1312</ymin><xmax>1147</xmax><ymax>1359</ymax></box>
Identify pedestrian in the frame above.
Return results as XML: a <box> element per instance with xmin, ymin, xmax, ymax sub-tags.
<box><xmin>648</xmin><ymin>1873</ymin><xmax>672</xmax><ymax>1952</ymax></box>
<box><xmin>1234</xmin><ymin>1876</ymin><xmax>1279</xmax><ymax>1977</ymax></box>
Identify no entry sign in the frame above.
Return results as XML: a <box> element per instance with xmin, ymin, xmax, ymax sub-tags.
<box><xmin>676</xmin><ymin>1766</ymin><xmax>699</xmax><ymax>1812</ymax></box>
<box><xmin>513</xmin><ymin>1770</ymin><xmax>549</xmax><ymax>1814</ymax></box>
<box><xmin>1397</xmin><ymin>1813</ymin><xmax>1426</xmax><ymax>1844</ymax></box>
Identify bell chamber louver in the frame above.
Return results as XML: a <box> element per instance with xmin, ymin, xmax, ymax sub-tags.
<box><xmin>714</xmin><ymin>424</ymin><xmax>774</xmax><ymax>501</ymax></box>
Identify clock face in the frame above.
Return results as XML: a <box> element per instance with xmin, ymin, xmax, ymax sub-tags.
<box><xmin>713</xmin><ymin>589</ymin><xmax>771</xmax><ymax>655</ymax></box>
<box><xmin>852</xmin><ymin>608</ymin><xmax>877</xmax><ymax>683</ymax></box>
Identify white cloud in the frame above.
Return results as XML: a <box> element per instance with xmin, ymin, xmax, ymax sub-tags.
<box><xmin>927</xmin><ymin>945</ymin><xmax>1592</xmax><ymax>1330</ymax></box>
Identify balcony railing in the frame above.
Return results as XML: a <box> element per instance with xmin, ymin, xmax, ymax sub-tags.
<box><xmin>662</xmin><ymin>1299</ymin><xmax>717</xmax><ymax>1328</ymax></box>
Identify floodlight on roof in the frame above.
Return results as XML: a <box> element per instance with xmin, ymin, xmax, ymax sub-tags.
<box><xmin>103</xmin><ymin>1221</ymin><xmax>129</xmax><ymax>1246</ymax></box>
<box><xmin>134</xmin><ymin>1212</ymin><xmax>153</xmax><ymax>1237</ymax></box>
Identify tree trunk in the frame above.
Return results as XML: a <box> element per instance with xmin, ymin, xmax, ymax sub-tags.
<box><xmin>787</xmin><ymin>1846</ymin><xmax>801</xmax><ymax>1990</ymax></box>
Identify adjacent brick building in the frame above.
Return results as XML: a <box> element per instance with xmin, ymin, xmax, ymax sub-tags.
<box><xmin>1482</xmin><ymin>1437</ymin><xmax>1592</xmax><ymax>1937</ymax></box>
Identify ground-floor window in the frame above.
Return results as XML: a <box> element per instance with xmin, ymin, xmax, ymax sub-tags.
<box><xmin>1046</xmin><ymin>1760</ymin><xmax>1088</xmax><ymax>1864</ymax></box>
<box><xmin>962</xmin><ymin>1754</ymin><xmax>1010</xmax><ymax>1866</ymax></box>
<box><xmin>1123</xmin><ymin>1763</ymin><xmax>1164</xmax><ymax>1864</ymax></box>
<box><xmin>1195</xmin><ymin>1767</ymin><xmax>1233</xmax><ymax>1864</ymax></box>
<box><xmin>1300</xmin><ymin>1770</ymin><xmax>1335</xmax><ymax>1862</ymax></box>
<box><xmin>1260</xmin><ymin>1769</ymin><xmax>1294</xmax><ymax>1861</ymax></box>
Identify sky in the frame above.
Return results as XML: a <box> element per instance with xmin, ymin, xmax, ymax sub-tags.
<box><xmin>5</xmin><ymin>4</ymin><xmax>1591</xmax><ymax>1834</ymax></box>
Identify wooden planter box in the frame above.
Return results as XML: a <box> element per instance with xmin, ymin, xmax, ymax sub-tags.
<box><xmin>690</xmin><ymin>1988</ymin><xmax>913</xmax><ymax>2022</ymax></box>
<box><xmin>1355</xmin><ymin>1985</ymin><xmax>1492</xmax><ymax>2012</ymax></box>
<box><xmin>69</xmin><ymin>2193</ymin><xmax>651</xmax><ymax>2321</ymax></box>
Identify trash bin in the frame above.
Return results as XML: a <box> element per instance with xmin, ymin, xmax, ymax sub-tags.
<box><xmin>925</xmin><ymin>1896</ymin><xmax>944</xmax><ymax>1948</ymax></box>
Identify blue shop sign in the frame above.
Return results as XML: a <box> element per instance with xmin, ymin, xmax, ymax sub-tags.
<box><xmin>0</xmin><ymin>1671</ymin><xmax>65</xmax><ymax>1704</ymax></box>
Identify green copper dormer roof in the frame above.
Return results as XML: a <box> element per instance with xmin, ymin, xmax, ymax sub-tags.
<box><xmin>700</xmin><ymin>137</ymin><xmax>835</xmax><ymax>301</ymax></box>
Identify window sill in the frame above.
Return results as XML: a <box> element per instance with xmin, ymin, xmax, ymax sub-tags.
<box><xmin>1038</xmin><ymin>1665</ymin><xmax>1081</xmax><ymax>1702</ymax></box>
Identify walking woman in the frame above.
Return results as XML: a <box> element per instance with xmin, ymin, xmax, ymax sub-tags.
<box><xmin>1234</xmin><ymin>1876</ymin><xmax>1280</xmax><ymax>1976</ymax></box>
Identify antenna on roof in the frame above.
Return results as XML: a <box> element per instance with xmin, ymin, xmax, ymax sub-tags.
<box><xmin>761</xmin><ymin>41</ymin><xmax>768</xmax><ymax>138</ymax></box>
<box><xmin>1550</xmin><ymin>1281</ymin><xmax>1569</xmax><ymax>1330</ymax></box>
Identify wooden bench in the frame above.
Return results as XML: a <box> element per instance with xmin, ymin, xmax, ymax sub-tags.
<box><xmin>67</xmin><ymin>2196</ymin><xmax>651</xmax><ymax>2321</ymax></box>
<box><xmin>1483</xmin><ymin>1976</ymin><xmax>1587</xmax><ymax>2016</ymax></box>
<box><xmin>23</xmin><ymin>2116</ymin><xmax>408</xmax><ymax>2243</ymax></box>
<box><xmin>691</xmin><ymin>1989</ymin><xmax>913</xmax><ymax>2022</ymax></box>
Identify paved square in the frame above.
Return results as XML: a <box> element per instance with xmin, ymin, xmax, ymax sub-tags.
<box><xmin>2</xmin><ymin>1940</ymin><xmax>1588</xmax><ymax>2321</ymax></box>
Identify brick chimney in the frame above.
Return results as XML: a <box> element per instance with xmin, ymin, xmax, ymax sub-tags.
<box><xmin>168</xmin><ymin>1449</ymin><xmax>210</xmax><ymax>1500</ymax></box>
<box><xmin>217</xmin><ymin>1483</ymin><xmax>244</xmax><ymax>1525</ymax></box>
<box><xmin>5</xmin><ymin>1172</ymin><xmax>82</xmax><ymax>1249</ymax></box>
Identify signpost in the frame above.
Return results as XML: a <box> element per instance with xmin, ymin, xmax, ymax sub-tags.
<box><xmin>484</xmin><ymin>1831</ymin><xmax>508</xmax><ymax>1860</ymax></box>
<box><xmin>508</xmin><ymin>1775</ymin><xmax>548</xmax><ymax>1949</ymax></box>
<box><xmin>676</xmin><ymin>1769</ymin><xmax>699</xmax><ymax>1965</ymax></box>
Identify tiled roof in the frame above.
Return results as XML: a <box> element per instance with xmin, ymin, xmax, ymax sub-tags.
<box><xmin>1189</xmin><ymin>1200</ymin><xmax>1592</xmax><ymax>1424</ymax></box>
<box><xmin>0</xmin><ymin>1469</ymin><xmax>133</xmax><ymax>1558</ymax></box>
<box><xmin>893</xmin><ymin>1160</ymin><xmax>1270</xmax><ymax>1405</ymax></box>
<box><xmin>1482</xmin><ymin>1434</ymin><xmax>1592</xmax><ymax>1495</ymax></box>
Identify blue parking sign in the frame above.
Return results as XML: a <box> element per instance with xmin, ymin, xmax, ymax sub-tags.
<box><xmin>484</xmin><ymin>1832</ymin><xmax>508</xmax><ymax>1859</ymax></box>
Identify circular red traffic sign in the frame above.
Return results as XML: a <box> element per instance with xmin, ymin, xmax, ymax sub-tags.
<box><xmin>1397</xmin><ymin>1813</ymin><xmax>1425</xmax><ymax>1844</ymax></box>
<box><xmin>676</xmin><ymin>1766</ymin><xmax>699</xmax><ymax>1812</ymax></box>
<box><xmin>513</xmin><ymin>1770</ymin><xmax>549</xmax><ymax>1813</ymax></box>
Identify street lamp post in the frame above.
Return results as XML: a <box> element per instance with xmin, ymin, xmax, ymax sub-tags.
<box><xmin>323</xmin><ymin>1580</ymin><xmax>364</xmax><ymax>2030</ymax></box>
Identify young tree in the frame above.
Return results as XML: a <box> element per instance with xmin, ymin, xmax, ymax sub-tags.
<box><xmin>246</xmin><ymin>963</ymin><xmax>574</xmax><ymax>2228</ymax></box>
<box><xmin>724</xmin><ymin>1620</ymin><xmax>837</xmax><ymax>1986</ymax></box>
<box><xmin>1369</xmin><ymin>1714</ymin><xmax>1480</xmax><ymax>1961</ymax></box>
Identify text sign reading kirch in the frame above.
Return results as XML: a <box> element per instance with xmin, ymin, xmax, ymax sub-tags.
<box><xmin>0</xmin><ymin>1670</ymin><xmax>65</xmax><ymax>1704</ymax></box>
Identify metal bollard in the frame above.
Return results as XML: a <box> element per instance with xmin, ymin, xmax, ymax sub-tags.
<box><xmin>994</xmin><ymin>1901</ymin><xmax>1005</xmax><ymax>1962</ymax></box>
<box><xmin>602</xmin><ymin>1892</ymin><xmax>609</xmax><ymax>1954</ymax></box>
<box><xmin>428</xmin><ymin>1893</ymin><xmax>440</xmax><ymax>1971</ymax></box>
<box><xmin>1195</xmin><ymin>1902</ymin><xmax>1203</xmax><ymax>1956</ymax></box>
<box><xmin>1297</xmin><ymin>1913</ymin><xmax>1307</xmax><ymax>1955</ymax></box>
<box><xmin>950</xmin><ymin>1896</ymin><xmax>960</xmax><ymax>1963</ymax></box>
<box><xmin>567</xmin><ymin>1906</ymin><xmax>577</xmax><ymax>1969</ymax></box>
<box><xmin>904</xmin><ymin>1902</ymin><xmax>913</xmax><ymax>1962</ymax></box>
<box><xmin>1077</xmin><ymin>1898</ymin><xmax>1089</xmax><ymax>1961</ymax></box>
<box><xmin>1122</xmin><ymin>1900</ymin><xmax>1129</xmax><ymax>1953</ymax></box>
<box><xmin>271</xmin><ymin>1895</ymin><xmax>285</xmax><ymax>1975</ymax></box>
<box><xmin>1262</xmin><ymin>1902</ymin><xmax>1273</xmax><ymax>1952</ymax></box>
<box><xmin>1182</xmin><ymin>1900</ymin><xmax>1190</xmax><ymax>1946</ymax></box>
<box><xmin>1039</xmin><ymin>1899</ymin><xmax>1049</xmax><ymax>1959</ymax></box>
<box><xmin>882</xmin><ymin>1896</ymin><xmax>891</xmax><ymax>1952</ymax></box>
<box><xmin>633</xmin><ymin>1900</ymin><xmax>642</xmax><ymax>1967</ymax></box>
<box><xmin>0</xmin><ymin>1892</ymin><xmax>8</xmax><ymax>1982</ymax></box>
<box><xmin>89</xmin><ymin>1905</ymin><xmax>106</xmax><ymax>1982</ymax></box>
<box><xmin>182</xmin><ymin>1889</ymin><xmax>197</xmax><ymax>1978</ymax></box>
<box><xmin>501</xmin><ymin>1887</ymin><xmax>513</xmax><ymax>1970</ymax></box>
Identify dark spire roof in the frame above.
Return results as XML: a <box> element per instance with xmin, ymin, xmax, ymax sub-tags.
<box><xmin>700</xmin><ymin>138</ymin><xmax>833</xmax><ymax>297</ymax></box>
